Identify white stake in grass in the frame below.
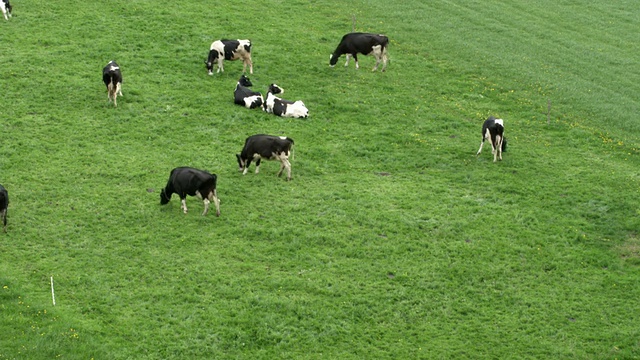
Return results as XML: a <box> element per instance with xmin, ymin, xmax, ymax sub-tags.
<box><xmin>50</xmin><ymin>276</ymin><xmax>56</xmax><ymax>306</ymax></box>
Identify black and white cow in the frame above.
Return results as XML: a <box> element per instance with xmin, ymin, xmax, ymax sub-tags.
<box><xmin>330</xmin><ymin>32</ymin><xmax>389</xmax><ymax>72</ymax></box>
<box><xmin>160</xmin><ymin>167</ymin><xmax>221</xmax><ymax>217</ymax></box>
<box><xmin>0</xmin><ymin>184</ymin><xmax>8</xmax><ymax>233</ymax></box>
<box><xmin>1</xmin><ymin>0</ymin><xmax>12</xmax><ymax>21</ymax></box>
<box><xmin>236</xmin><ymin>134</ymin><xmax>295</xmax><ymax>181</ymax></box>
<box><xmin>102</xmin><ymin>61</ymin><xmax>123</xmax><ymax>107</ymax></box>
<box><xmin>476</xmin><ymin>116</ymin><xmax>507</xmax><ymax>162</ymax></box>
<box><xmin>234</xmin><ymin>75</ymin><xmax>263</xmax><ymax>109</ymax></box>
<box><xmin>205</xmin><ymin>39</ymin><xmax>253</xmax><ymax>75</ymax></box>
<box><xmin>263</xmin><ymin>84</ymin><xmax>309</xmax><ymax>118</ymax></box>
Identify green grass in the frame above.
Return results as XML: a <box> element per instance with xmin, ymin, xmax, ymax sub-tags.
<box><xmin>1</xmin><ymin>0</ymin><xmax>639</xmax><ymax>358</ymax></box>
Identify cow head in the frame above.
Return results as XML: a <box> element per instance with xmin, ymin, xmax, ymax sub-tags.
<box><xmin>205</xmin><ymin>49</ymin><xmax>220</xmax><ymax>75</ymax></box>
<box><xmin>329</xmin><ymin>53</ymin><xmax>339</xmax><ymax>67</ymax></box>
<box><xmin>160</xmin><ymin>188</ymin><xmax>171</xmax><ymax>205</ymax></box>
<box><xmin>238</xmin><ymin>75</ymin><xmax>253</xmax><ymax>87</ymax></box>
<box><xmin>205</xmin><ymin>60</ymin><xmax>214</xmax><ymax>75</ymax></box>
<box><xmin>236</xmin><ymin>154</ymin><xmax>245</xmax><ymax>171</ymax></box>
<box><xmin>267</xmin><ymin>84</ymin><xmax>284</xmax><ymax>95</ymax></box>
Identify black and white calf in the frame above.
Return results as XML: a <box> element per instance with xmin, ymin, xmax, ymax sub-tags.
<box><xmin>1</xmin><ymin>0</ymin><xmax>12</xmax><ymax>20</ymax></box>
<box><xmin>205</xmin><ymin>39</ymin><xmax>253</xmax><ymax>75</ymax></box>
<box><xmin>234</xmin><ymin>75</ymin><xmax>263</xmax><ymax>109</ymax></box>
<box><xmin>263</xmin><ymin>84</ymin><xmax>309</xmax><ymax>118</ymax></box>
<box><xmin>0</xmin><ymin>184</ymin><xmax>8</xmax><ymax>233</ymax></box>
<box><xmin>476</xmin><ymin>116</ymin><xmax>507</xmax><ymax>162</ymax></box>
<box><xmin>102</xmin><ymin>61</ymin><xmax>123</xmax><ymax>107</ymax></box>
<box><xmin>160</xmin><ymin>167</ymin><xmax>221</xmax><ymax>217</ymax></box>
<box><xmin>330</xmin><ymin>32</ymin><xmax>389</xmax><ymax>72</ymax></box>
<box><xmin>236</xmin><ymin>134</ymin><xmax>295</xmax><ymax>181</ymax></box>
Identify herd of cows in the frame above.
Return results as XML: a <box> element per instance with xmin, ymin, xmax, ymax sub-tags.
<box><xmin>0</xmin><ymin>8</ymin><xmax>507</xmax><ymax>227</ymax></box>
<box><xmin>99</xmin><ymin>32</ymin><xmax>397</xmax><ymax>219</ymax></box>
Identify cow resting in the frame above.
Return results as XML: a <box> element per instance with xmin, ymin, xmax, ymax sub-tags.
<box><xmin>234</xmin><ymin>75</ymin><xmax>264</xmax><ymax>109</ymax></box>
<box><xmin>263</xmin><ymin>84</ymin><xmax>309</xmax><ymax>118</ymax></box>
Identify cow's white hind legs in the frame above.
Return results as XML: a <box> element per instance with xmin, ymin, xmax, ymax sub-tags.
<box><xmin>181</xmin><ymin>199</ymin><xmax>188</xmax><ymax>214</ymax></box>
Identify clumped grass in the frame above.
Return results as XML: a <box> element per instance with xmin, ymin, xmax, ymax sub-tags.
<box><xmin>1</xmin><ymin>0</ymin><xmax>639</xmax><ymax>359</ymax></box>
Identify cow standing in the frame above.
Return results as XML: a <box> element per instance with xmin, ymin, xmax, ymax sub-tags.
<box><xmin>263</xmin><ymin>84</ymin><xmax>309</xmax><ymax>118</ymax></box>
<box><xmin>234</xmin><ymin>75</ymin><xmax>263</xmax><ymax>109</ymax></box>
<box><xmin>236</xmin><ymin>134</ymin><xmax>295</xmax><ymax>181</ymax></box>
<box><xmin>0</xmin><ymin>184</ymin><xmax>8</xmax><ymax>233</ymax></box>
<box><xmin>205</xmin><ymin>39</ymin><xmax>253</xmax><ymax>75</ymax></box>
<box><xmin>1</xmin><ymin>0</ymin><xmax>11</xmax><ymax>20</ymax></box>
<box><xmin>102</xmin><ymin>61</ymin><xmax>123</xmax><ymax>107</ymax></box>
<box><xmin>330</xmin><ymin>32</ymin><xmax>389</xmax><ymax>72</ymax></box>
<box><xmin>476</xmin><ymin>116</ymin><xmax>507</xmax><ymax>162</ymax></box>
<box><xmin>160</xmin><ymin>167</ymin><xmax>221</xmax><ymax>217</ymax></box>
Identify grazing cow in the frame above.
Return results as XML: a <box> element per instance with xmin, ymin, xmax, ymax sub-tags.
<box><xmin>236</xmin><ymin>134</ymin><xmax>294</xmax><ymax>181</ymax></box>
<box><xmin>330</xmin><ymin>32</ymin><xmax>389</xmax><ymax>72</ymax></box>
<box><xmin>160</xmin><ymin>167</ymin><xmax>221</xmax><ymax>217</ymax></box>
<box><xmin>0</xmin><ymin>184</ymin><xmax>7</xmax><ymax>233</ymax></box>
<box><xmin>263</xmin><ymin>84</ymin><xmax>309</xmax><ymax>118</ymax></box>
<box><xmin>234</xmin><ymin>75</ymin><xmax>263</xmax><ymax>109</ymax></box>
<box><xmin>1</xmin><ymin>0</ymin><xmax>11</xmax><ymax>20</ymax></box>
<box><xmin>205</xmin><ymin>39</ymin><xmax>253</xmax><ymax>75</ymax></box>
<box><xmin>476</xmin><ymin>116</ymin><xmax>508</xmax><ymax>162</ymax></box>
<box><xmin>102</xmin><ymin>61</ymin><xmax>123</xmax><ymax>107</ymax></box>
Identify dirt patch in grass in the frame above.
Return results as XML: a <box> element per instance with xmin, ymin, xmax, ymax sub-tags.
<box><xmin>617</xmin><ymin>233</ymin><xmax>640</xmax><ymax>263</ymax></box>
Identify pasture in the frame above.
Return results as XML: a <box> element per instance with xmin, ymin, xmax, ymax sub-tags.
<box><xmin>1</xmin><ymin>0</ymin><xmax>639</xmax><ymax>358</ymax></box>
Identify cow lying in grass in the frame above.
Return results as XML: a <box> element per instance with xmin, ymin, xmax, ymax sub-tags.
<box><xmin>160</xmin><ymin>167</ymin><xmax>221</xmax><ymax>217</ymax></box>
<box><xmin>236</xmin><ymin>134</ymin><xmax>295</xmax><ymax>181</ymax></box>
<box><xmin>234</xmin><ymin>75</ymin><xmax>263</xmax><ymax>109</ymax></box>
<box><xmin>476</xmin><ymin>116</ymin><xmax>507</xmax><ymax>162</ymax></box>
<box><xmin>263</xmin><ymin>84</ymin><xmax>308</xmax><ymax>118</ymax></box>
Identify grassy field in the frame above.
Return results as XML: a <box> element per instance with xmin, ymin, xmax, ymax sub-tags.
<box><xmin>1</xmin><ymin>0</ymin><xmax>639</xmax><ymax>358</ymax></box>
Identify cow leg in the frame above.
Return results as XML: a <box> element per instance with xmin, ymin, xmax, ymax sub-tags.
<box><xmin>381</xmin><ymin>50</ymin><xmax>388</xmax><ymax>72</ymax></box>
<box><xmin>254</xmin><ymin>158</ymin><xmax>261</xmax><ymax>174</ymax></box>
<box><xmin>277</xmin><ymin>161</ymin><xmax>285</xmax><ymax>177</ymax></box>
<box><xmin>372</xmin><ymin>56</ymin><xmax>380</xmax><ymax>71</ymax></box>
<box><xmin>208</xmin><ymin>189</ymin><xmax>221</xmax><ymax>217</ymax></box>
<box><xmin>344</xmin><ymin>54</ymin><xmax>351</xmax><ymax>67</ymax></box>
<box><xmin>496</xmin><ymin>135</ymin><xmax>503</xmax><ymax>161</ymax></box>
<box><xmin>217</xmin><ymin>59</ymin><xmax>224</xmax><ymax>73</ymax></box>
<box><xmin>491</xmin><ymin>142</ymin><xmax>498</xmax><ymax>163</ymax></box>
<box><xmin>202</xmin><ymin>198</ymin><xmax>210</xmax><ymax>216</ymax></box>
<box><xmin>117</xmin><ymin>83</ymin><xmax>123</xmax><ymax>97</ymax></box>
<box><xmin>476</xmin><ymin>141</ymin><xmax>484</xmax><ymax>156</ymax></box>
<box><xmin>284</xmin><ymin>159</ymin><xmax>292</xmax><ymax>180</ymax></box>
<box><xmin>353</xmin><ymin>54</ymin><xmax>359</xmax><ymax>70</ymax></box>
<box><xmin>181</xmin><ymin>198</ymin><xmax>188</xmax><ymax>214</ymax></box>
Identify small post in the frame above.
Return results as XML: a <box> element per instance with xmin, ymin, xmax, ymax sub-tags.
<box><xmin>547</xmin><ymin>98</ymin><xmax>551</xmax><ymax>125</ymax></box>
<box><xmin>50</xmin><ymin>276</ymin><xmax>56</xmax><ymax>306</ymax></box>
